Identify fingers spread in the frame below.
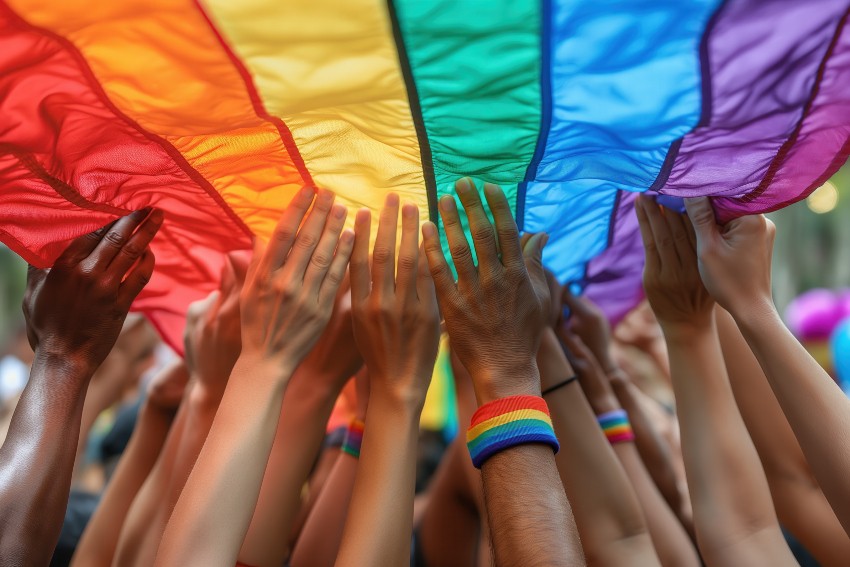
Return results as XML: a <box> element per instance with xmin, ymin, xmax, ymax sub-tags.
<box><xmin>421</xmin><ymin>221</ymin><xmax>457</xmax><ymax>303</ymax></box>
<box><xmin>281</xmin><ymin>188</ymin><xmax>336</xmax><ymax>280</ymax></box>
<box><xmin>319</xmin><ymin>229</ymin><xmax>355</xmax><ymax>305</ymax></box>
<box><xmin>438</xmin><ymin>195</ymin><xmax>476</xmax><ymax>286</ymax></box>
<box><xmin>483</xmin><ymin>183</ymin><xmax>523</xmax><ymax>269</ymax></box>
<box><xmin>350</xmin><ymin>208</ymin><xmax>372</xmax><ymax>303</ymax></box>
<box><xmin>303</xmin><ymin>202</ymin><xmax>348</xmax><ymax>293</ymax></box>
<box><xmin>396</xmin><ymin>202</ymin><xmax>420</xmax><ymax>302</ymax></box>
<box><xmin>456</xmin><ymin>178</ymin><xmax>499</xmax><ymax>276</ymax></box>
<box><xmin>261</xmin><ymin>186</ymin><xmax>317</xmax><ymax>274</ymax></box>
<box><xmin>371</xmin><ymin>193</ymin><xmax>400</xmax><ymax>297</ymax></box>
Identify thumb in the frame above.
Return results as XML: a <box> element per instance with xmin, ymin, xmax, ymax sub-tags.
<box><xmin>684</xmin><ymin>196</ymin><xmax>719</xmax><ymax>246</ymax></box>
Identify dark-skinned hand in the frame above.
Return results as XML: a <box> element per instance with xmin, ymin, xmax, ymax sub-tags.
<box><xmin>422</xmin><ymin>178</ymin><xmax>550</xmax><ymax>404</ymax></box>
<box><xmin>23</xmin><ymin>208</ymin><xmax>163</xmax><ymax>373</ymax></box>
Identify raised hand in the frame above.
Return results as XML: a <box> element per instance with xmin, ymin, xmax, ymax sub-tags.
<box><xmin>239</xmin><ymin>187</ymin><xmax>354</xmax><ymax>373</ymax></box>
<box><xmin>684</xmin><ymin>196</ymin><xmax>775</xmax><ymax>318</ymax></box>
<box><xmin>422</xmin><ymin>178</ymin><xmax>550</xmax><ymax>403</ymax></box>
<box><xmin>350</xmin><ymin>194</ymin><xmax>440</xmax><ymax>406</ymax></box>
<box><xmin>421</xmin><ymin>178</ymin><xmax>582</xmax><ymax>567</ymax></box>
<box><xmin>23</xmin><ymin>208</ymin><xmax>162</xmax><ymax>371</ymax></box>
<box><xmin>560</xmin><ymin>288</ymin><xmax>616</xmax><ymax>373</ymax></box>
<box><xmin>183</xmin><ymin>252</ymin><xmax>247</xmax><ymax>390</ymax></box>
<box><xmin>637</xmin><ymin>196</ymin><xmax>714</xmax><ymax>338</ymax></box>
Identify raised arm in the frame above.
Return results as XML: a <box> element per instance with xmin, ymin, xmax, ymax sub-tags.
<box><xmin>239</xmin><ymin>280</ymin><xmax>362</xmax><ymax>567</ymax></box>
<box><xmin>335</xmin><ymin>195</ymin><xmax>440</xmax><ymax>566</ymax></box>
<box><xmin>0</xmin><ymin>208</ymin><xmax>161</xmax><ymax>565</ymax></box>
<box><xmin>536</xmin><ymin>327</ymin><xmax>660</xmax><ymax>566</ymax></box>
<box><xmin>422</xmin><ymin>179</ymin><xmax>584</xmax><ymax>566</ymax></box>
<box><xmin>637</xmin><ymin>196</ymin><xmax>795</xmax><ymax>566</ymax></box>
<box><xmin>155</xmin><ymin>187</ymin><xmax>353</xmax><ymax>566</ymax></box>
<box><xmin>715</xmin><ymin>306</ymin><xmax>850</xmax><ymax>566</ymax></box>
<box><xmin>71</xmin><ymin>361</ymin><xmax>187</xmax><ymax>567</ymax></box>
<box><xmin>686</xmin><ymin>195</ymin><xmax>850</xmax><ymax>536</ymax></box>
<box><xmin>558</xmin><ymin>329</ymin><xmax>697</xmax><ymax>567</ymax></box>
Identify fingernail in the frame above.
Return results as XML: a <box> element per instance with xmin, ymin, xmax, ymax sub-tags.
<box><xmin>456</xmin><ymin>177</ymin><xmax>473</xmax><ymax>193</ymax></box>
<box><xmin>539</xmin><ymin>233</ymin><xmax>549</xmax><ymax>250</ymax></box>
<box><xmin>332</xmin><ymin>204</ymin><xmax>346</xmax><ymax>219</ymax></box>
<box><xmin>149</xmin><ymin>208</ymin><xmax>164</xmax><ymax>224</ymax></box>
<box><xmin>440</xmin><ymin>196</ymin><xmax>456</xmax><ymax>212</ymax></box>
<box><xmin>319</xmin><ymin>189</ymin><xmax>335</xmax><ymax>204</ymax></box>
<box><xmin>385</xmin><ymin>193</ymin><xmax>400</xmax><ymax>207</ymax></box>
<box><xmin>300</xmin><ymin>186</ymin><xmax>315</xmax><ymax>199</ymax></box>
<box><xmin>483</xmin><ymin>183</ymin><xmax>500</xmax><ymax>196</ymax></box>
<box><xmin>402</xmin><ymin>203</ymin><xmax>418</xmax><ymax>219</ymax></box>
<box><xmin>356</xmin><ymin>208</ymin><xmax>370</xmax><ymax>225</ymax></box>
<box><xmin>422</xmin><ymin>222</ymin><xmax>437</xmax><ymax>238</ymax></box>
<box><xmin>341</xmin><ymin>229</ymin><xmax>355</xmax><ymax>243</ymax></box>
<box><xmin>131</xmin><ymin>207</ymin><xmax>151</xmax><ymax>220</ymax></box>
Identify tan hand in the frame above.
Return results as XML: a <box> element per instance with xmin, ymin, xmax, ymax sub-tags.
<box><xmin>637</xmin><ymin>195</ymin><xmax>714</xmax><ymax>339</ymax></box>
<box><xmin>422</xmin><ymin>179</ymin><xmax>550</xmax><ymax>404</ymax></box>
<box><xmin>350</xmin><ymin>194</ymin><xmax>440</xmax><ymax>407</ymax></box>
<box><xmin>684</xmin><ymin>196</ymin><xmax>776</xmax><ymax>317</ymax></box>
<box><xmin>239</xmin><ymin>187</ymin><xmax>354</xmax><ymax>373</ymax></box>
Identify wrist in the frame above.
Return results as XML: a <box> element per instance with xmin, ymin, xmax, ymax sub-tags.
<box><xmin>471</xmin><ymin>362</ymin><xmax>542</xmax><ymax>406</ymax></box>
<box><xmin>368</xmin><ymin>373</ymin><xmax>429</xmax><ymax>415</ymax></box>
<box><xmin>33</xmin><ymin>348</ymin><xmax>97</xmax><ymax>381</ymax></box>
<box><xmin>230</xmin><ymin>353</ymin><xmax>295</xmax><ymax>388</ymax></box>
<box><xmin>366</xmin><ymin>391</ymin><xmax>422</xmax><ymax>427</ymax></box>
<box><xmin>659</xmin><ymin>317</ymin><xmax>714</xmax><ymax>344</ymax></box>
<box><xmin>730</xmin><ymin>297</ymin><xmax>779</xmax><ymax>333</ymax></box>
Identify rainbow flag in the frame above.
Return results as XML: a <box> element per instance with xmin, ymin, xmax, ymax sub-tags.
<box><xmin>1</xmin><ymin>0</ymin><xmax>848</xmax><ymax>352</ymax></box>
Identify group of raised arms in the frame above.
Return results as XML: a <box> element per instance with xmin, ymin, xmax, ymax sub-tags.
<box><xmin>1</xmin><ymin>177</ymin><xmax>849</xmax><ymax>567</ymax></box>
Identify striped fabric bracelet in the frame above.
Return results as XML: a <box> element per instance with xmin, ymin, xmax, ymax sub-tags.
<box><xmin>341</xmin><ymin>419</ymin><xmax>365</xmax><ymax>458</ymax></box>
<box><xmin>597</xmin><ymin>409</ymin><xmax>635</xmax><ymax>444</ymax></box>
<box><xmin>466</xmin><ymin>395</ymin><xmax>559</xmax><ymax>469</ymax></box>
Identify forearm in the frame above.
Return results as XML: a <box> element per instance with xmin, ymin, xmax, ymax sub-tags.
<box><xmin>155</xmin><ymin>358</ymin><xmax>291</xmax><ymax>567</ymax></box>
<box><xmin>336</xmin><ymin>395</ymin><xmax>420</xmax><ymax>567</ymax></box>
<box><xmin>717</xmin><ymin>307</ymin><xmax>850</xmax><ymax>562</ymax></box>
<box><xmin>666</xmin><ymin>326</ymin><xmax>787</xmax><ymax>562</ymax></box>
<box><xmin>290</xmin><ymin>451</ymin><xmax>357</xmax><ymax>567</ymax></box>
<box><xmin>238</xmin><ymin>370</ymin><xmax>342</xmax><ymax>567</ymax></box>
<box><xmin>482</xmin><ymin>443</ymin><xmax>584</xmax><ymax>567</ymax></box>
<box><xmin>610</xmin><ymin>375</ymin><xmax>688</xmax><ymax>530</ymax></box>
<box><xmin>548</xmin><ymin>385</ymin><xmax>655</xmax><ymax>565</ymax></box>
<box><xmin>72</xmin><ymin>400</ymin><xmax>173</xmax><ymax>567</ymax></box>
<box><xmin>734</xmin><ymin>304</ymin><xmax>850</xmax><ymax>534</ymax></box>
<box><xmin>0</xmin><ymin>354</ymin><xmax>91</xmax><ymax>564</ymax></box>
<box><xmin>612</xmin><ymin>442</ymin><xmax>699</xmax><ymax>567</ymax></box>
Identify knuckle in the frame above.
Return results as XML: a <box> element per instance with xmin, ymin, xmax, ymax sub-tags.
<box><xmin>309</xmin><ymin>253</ymin><xmax>332</xmax><ymax>270</ymax></box>
<box><xmin>450</xmin><ymin>243</ymin><xmax>471</xmax><ymax>261</ymax></box>
<box><xmin>372</xmin><ymin>246</ymin><xmax>393</xmax><ymax>266</ymax></box>
<box><xmin>471</xmin><ymin>225</ymin><xmax>495</xmax><ymax>244</ymax></box>
<box><xmin>296</xmin><ymin>233</ymin><xmax>319</xmax><ymax>250</ymax></box>
<box><xmin>121</xmin><ymin>242</ymin><xmax>143</xmax><ymax>260</ymax></box>
<box><xmin>104</xmin><ymin>230</ymin><xmax>127</xmax><ymax>247</ymax></box>
<box><xmin>396</xmin><ymin>253</ymin><xmax>417</xmax><ymax>272</ymax></box>
<box><xmin>273</xmin><ymin>227</ymin><xmax>296</xmax><ymax>244</ymax></box>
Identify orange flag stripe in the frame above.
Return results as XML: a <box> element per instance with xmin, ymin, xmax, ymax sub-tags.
<box><xmin>7</xmin><ymin>0</ymin><xmax>308</xmax><ymax>239</ymax></box>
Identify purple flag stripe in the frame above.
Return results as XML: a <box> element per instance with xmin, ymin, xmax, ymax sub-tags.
<box><xmin>659</xmin><ymin>0</ymin><xmax>849</xmax><ymax>210</ymax></box>
<box><xmin>714</xmin><ymin>8</ymin><xmax>850</xmax><ymax>219</ymax></box>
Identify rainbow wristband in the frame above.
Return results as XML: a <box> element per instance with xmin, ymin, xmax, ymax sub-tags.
<box><xmin>597</xmin><ymin>409</ymin><xmax>635</xmax><ymax>444</ymax></box>
<box><xmin>341</xmin><ymin>419</ymin><xmax>364</xmax><ymax>458</ymax></box>
<box><xmin>466</xmin><ymin>395</ymin><xmax>559</xmax><ymax>469</ymax></box>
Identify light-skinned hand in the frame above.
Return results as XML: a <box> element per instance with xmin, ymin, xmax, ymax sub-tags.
<box><xmin>560</xmin><ymin>289</ymin><xmax>616</xmax><ymax>373</ymax></box>
<box><xmin>684</xmin><ymin>196</ymin><xmax>776</xmax><ymax>318</ymax></box>
<box><xmin>238</xmin><ymin>187</ymin><xmax>354</xmax><ymax>375</ymax></box>
<box><xmin>350</xmin><ymin>194</ymin><xmax>440</xmax><ymax>408</ymax></box>
<box><xmin>23</xmin><ymin>208</ymin><xmax>163</xmax><ymax>373</ymax></box>
<box><xmin>636</xmin><ymin>195</ymin><xmax>714</xmax><ymax>339</ymax></box>
<box><xmin>184</xmin><ymin>253</ymin><xmax>247</xmax><ymax>389</ymax></box>
<box><xmin>422</xmin><ymin>178</ymin><xmax>550</xmax><ymax>404</ymax></box>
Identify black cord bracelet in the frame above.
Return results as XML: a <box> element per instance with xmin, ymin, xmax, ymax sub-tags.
<box><xmin>542</xmin><ymin>375</ymin><xmax>578</xmax><ymax>396</ymax></box>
